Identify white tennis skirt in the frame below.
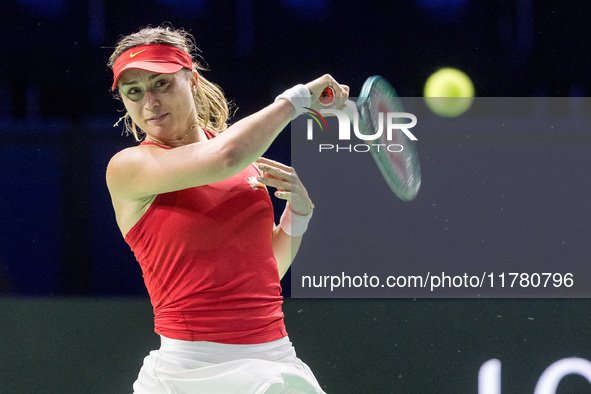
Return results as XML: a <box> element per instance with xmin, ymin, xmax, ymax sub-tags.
<box><xmin>132</xmin><ymin>335</ymin><xmax>326</xmax><ymax>394</ymax></box>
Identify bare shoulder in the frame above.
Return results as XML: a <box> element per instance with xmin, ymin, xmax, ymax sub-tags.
<box><xmin>107</xmin><ymin>144</ymin><xmax>155</xmax><ymax>171</ymax></box>
<box><xmin>106</xmin><ymin>147</ymin><xmax>134</xmax><ymax>187</ymax></box>
<box><xmin>106</xmin><ymin>146</ymin><xmax>158</xmax><ymax>236</ymax></box>
<box><xmin>106</xmin><ymin>145</ymin><xmax>159</xmax><ymax>193</ymax></box>
<box><xmin>106</xmin><ymin>137</ymin><xmax>237</xmax><ymax>201</ymax></box>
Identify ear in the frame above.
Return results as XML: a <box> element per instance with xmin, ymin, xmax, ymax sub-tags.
<box><xmin>191</xmin><ymin>71</ymin><xmax>199</xmax><ymax>91</ymax></box>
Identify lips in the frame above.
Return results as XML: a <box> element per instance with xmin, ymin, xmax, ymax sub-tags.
<box><xmin>147</xmin><ymin>113</ymin><xmax>168</xmax><ymax>122</ymax></box>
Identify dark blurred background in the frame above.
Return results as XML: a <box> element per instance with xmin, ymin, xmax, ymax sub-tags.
<box><xmin>1</xmin><ymin>0</ymin><xmax>590</xmax><ymax>297</ymax></box>
<box><xmin>0</xmin><ymin>1</ymin><xmax>590</xmax><ymax>393</ymax></box>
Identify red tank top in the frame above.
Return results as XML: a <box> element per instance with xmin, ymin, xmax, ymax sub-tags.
<box><xmin>124</xmin><ymin>131</ymin><xmax>287</xmax><ymax>344</ymax></box>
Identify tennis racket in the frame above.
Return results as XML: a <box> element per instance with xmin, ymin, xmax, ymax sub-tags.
<box><xmin>322</xmin><ymin>76</ymin><xmax>421</xmax><ymax>201</ymax></box>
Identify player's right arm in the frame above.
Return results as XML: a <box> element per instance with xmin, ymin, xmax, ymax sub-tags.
<box><xmin>107</xmin><ymin>75</ymin><xmax>346</xmax><ymax>199</ymax></box>
<box><xmin>106</xmin><ymin>99</ymin><xmax>292</xmax><ymax>199</ymax></box>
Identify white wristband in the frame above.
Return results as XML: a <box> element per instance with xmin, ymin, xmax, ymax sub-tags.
<box><xmin>274</xmin><ymin>84</ymin><xmax>312</xmax><ymax>119</ymax></box>
<box><xmin>280</xmin><ymin>202</ymin><xmax>313</xmax><ymax>237</ymax></box>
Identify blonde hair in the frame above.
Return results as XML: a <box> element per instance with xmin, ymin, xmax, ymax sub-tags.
<box><xmin>108</xmin><ymin>24</ymin><xmax>231</xmax><ymax>141</ymax></box>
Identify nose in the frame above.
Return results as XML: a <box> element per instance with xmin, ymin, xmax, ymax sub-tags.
<box><xmin>144</xmin><ymin>89</ymin><xmax>160</xmax><ymax>110</ymax></box>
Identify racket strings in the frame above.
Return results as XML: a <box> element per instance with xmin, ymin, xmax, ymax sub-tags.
<box><xmin>365</xmin><ymin>85</ymin><xmax>421</xmax><ymax>200</ymax></box>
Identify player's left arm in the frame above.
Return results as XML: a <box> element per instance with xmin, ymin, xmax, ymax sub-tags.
<box><xmin>272</xmin><ymin>225</ymin><xmax>303</xmax><ymax>279</ymax></box>
<box><xmin>256</xmin><ymin>157</ymin><xmax>314</xmax><ymax>279</ymax></box>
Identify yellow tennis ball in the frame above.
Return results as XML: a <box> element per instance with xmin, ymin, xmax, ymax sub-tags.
<box><xmin>424</xmin><ymin>68</ymin><xmax>474</xmax><ymax>117</ymax></box>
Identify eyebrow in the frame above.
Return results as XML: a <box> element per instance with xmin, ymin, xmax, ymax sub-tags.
<box><xmin>120</xmin><ymin>73</ymin><xmax>165</xmax><ymax>86</ymax></box>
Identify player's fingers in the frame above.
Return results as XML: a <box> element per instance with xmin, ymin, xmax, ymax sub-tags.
<box><xmin>257</xmin><ymin>158</ymin><xmax>313</xmax><ymax>214</ymax></box>
<box><xmin>321</xmin><ymin>78</ymin><xmax>348</xmax><ymax>109</ymax></box>
<box><xmin>258</xmin><ymin>162</ymin><xmax>295</xmax><ymax>182</ymax></box>
<box><xmin>274</xmin><ymin>191</ymin><xmax>291</xmax><ymax>201</ymax></box>
<box><xmin>258</xmin><ymin>175</ymin><xmax>291</xmax><ymax>191</ymax></box>
<box><xmin>259</xmin><ymin>164</ymin><xmax>289</xmax><ymax>180</ymax></box>
<box><xmin>305</xmin><ymin>74</ymin><xmax>346</xmax><ymax>105</ymax></box>
<box><xmin>261</xmin><ymin>172</ymin><xmax>282</xmax><ymax>182</ymax></box>
<box><xmin>256</xmin><ymin>157</ymin><xmax>292</xmax><ymax>173</ymax></box>
<box><xmin>333</xmin><ymin>84</ymin><xmax>349</xmax><ymax>110</ymax></box>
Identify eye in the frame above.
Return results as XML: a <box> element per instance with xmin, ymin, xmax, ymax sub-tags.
<box><xmin>154</xmin><ymin>79</ymin><xmax>170</xmax><ymax>89</ymax></box>
<box><xmin>123</xmin><ymin>86</ymin><xmax>143</xmax><ymax>101</ymax></box>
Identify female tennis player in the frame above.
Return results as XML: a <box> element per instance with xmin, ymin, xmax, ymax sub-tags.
<box><xmin>106</xmin><ymin>25</ymin><xmax>348</xmax><ymax>393</ymax></box>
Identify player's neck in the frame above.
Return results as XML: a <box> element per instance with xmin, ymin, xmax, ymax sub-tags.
<box><xmin>145</xmin><ymin>123</ymin><xmax>206</xmax><ymax>148</ymax></box>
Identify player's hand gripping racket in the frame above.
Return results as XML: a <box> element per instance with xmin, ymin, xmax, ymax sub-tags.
<box><xmin>322</xmin><ymin>76</ymin><xmax>421</xmax><ymax>201</ymax></box>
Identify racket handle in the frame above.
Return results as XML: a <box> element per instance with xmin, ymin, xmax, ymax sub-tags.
<box><xmin>321</xmin><ymin>87</ymin><xmax>357</xmax><ymax>124</ymax></box>
<box><xmin>320</xmin><ymin>87</ymin><xmax>335</xmax><ymax>106</ymax></box>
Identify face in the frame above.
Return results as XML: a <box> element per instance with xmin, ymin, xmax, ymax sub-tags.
<box><xmin>118</xmin><ymin>69</ymin><xmax>198</xmax><ymax>142</ymax></box>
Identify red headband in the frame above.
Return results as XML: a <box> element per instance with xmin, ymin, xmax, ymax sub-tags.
<box><xmin>111</xmin><ymin>44</ymin><xmax>193</xmax><ymax>90</ymax></box>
